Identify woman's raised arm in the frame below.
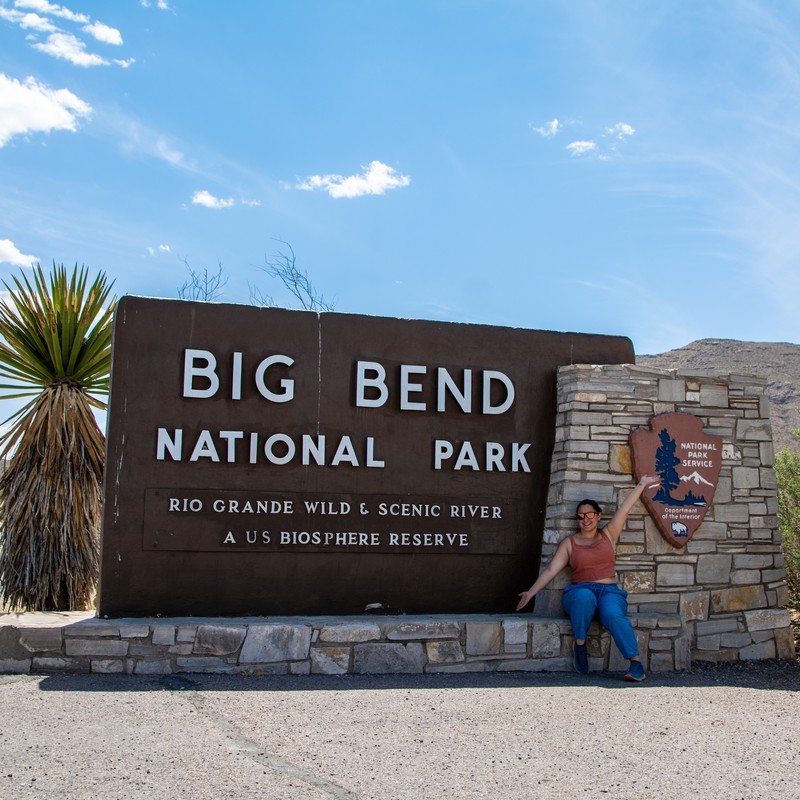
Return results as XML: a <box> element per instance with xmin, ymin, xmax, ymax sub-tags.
<box><xmin>602</xmin><ymin>474</ymin><xmax>659</xmax><ymax>543</ymax></box>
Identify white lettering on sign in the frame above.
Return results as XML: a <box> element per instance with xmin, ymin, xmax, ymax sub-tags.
<box><xmin>219</xmin><ymin>430</ymin><xmax>244</xmax><ymax>461</ymax></box>
<box><xmin>182</xmin><ymin>349</ymin><xmax>295</xmax><ymax>402</ymax></box>
<box><xmin>304</xmin><ymin>501</ymin><xmax>351</xmax><ymax>514</ymax></box>
<box><xmin>387</xmin><ymin>532</ymin><xmax>469</xmax><ymax>547</ymax></box>
<box><xmin>168</xmin><ymin>497</ymin><xmax>203</xmax><ymax>512</ymax></box>
<box><xmin>190</xmin><ymin>430</ymin><xmax>219</xmax><ymax>462</ymax></box>
<box><xmin>331</xmin><ymin>436</ymin><xmax>359</xmax><ymax>466</ymax></box>
<box><xmin>437</xmin><ymin>368</ymin><xmax>471</xmax><ymax>412</ymax></box>
<box><xmin>157</xmin><ymin>427</ymin><xmax>182</xmax><ymax>461</ymax></box>
<box><xmin>231</xmin><ymin>352</ymin><xmax>242</xmax><ymax>400</ymax></box>
<box><xmin>377</xmin><ymin>502</ymin><xmax>442</xmax><ymax>517</ymax></box>
<box><xmin>156</xmin><ymin>428</ymin><xmax>385</xmax><ymax>468</ymax></box>
<box><xmin>433</xmin><ymin>440</ymin><xmax>531</xmax><ymax>472</ymax></box>
<box><xmin>265</xmin><ymin>433</ymin><xmax>295</xmax><ymax>465</ymax></box>
<box><xmin>280</xmin><ymin>530</ymin><xmax>381</xmax><ymax>546</ymax></box>
<box><xmin>354</xmin><ymin>361</ymin><xmax>515</xmax><ymax>414</ymax></box>
<box><xmin>254</xmin><ymin>354</ymin><xmax>295</xmax><ymax>403</ymax></box>
<box><xmin>482</xmin><ymin>370</ymin><xmax>515</xmax><ymax>414</ymax></box>
<box><xmin>160</xmin><ymin>348</ymin><xmax>531</xmax><ymax>488</ymax></box>
<box><xmin>211</xmin><ymin>498</ymin><xmax>294</xmax><ymax>514</ymax></box>
<box><xmin>449</xmin><ymin>504</ymin><xmax>503</xmax><ymax>519</ymax></box>
<box><xmin>218</xmin><ymin>530</ymin><xmax>475</xmax><ymax>549</ymax></box>
<box><xmin>400</xmin><ymin>364</ymin><xmax>427</xmax><ymax>411</ymax></box>
<box><xmin>182</xmin><ymin>349</ymin><xmax>220</xmax><ymax>398</ymax></box>
<box><xmin>354</xmin><ymin>361</ymin><xmax>388</xmax><ymax>408</ymax></box>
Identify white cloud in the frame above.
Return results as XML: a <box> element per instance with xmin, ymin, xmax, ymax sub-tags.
<box><xmin>2</xmin><ymin>6</ymin><xmax>132</xmax><ymax>69</ymax></box>
<box><xmin>297</xmin><ymin>160</ymin><xmax>410</xmax><ymax>199</ymax></box>
<box><xmin>0</xmin><ymin>73</ymin><xmax>92</xmax><ymax>146</ymax></box>
<box><xmin>155</xmin><ymin>136</ymin><xmax>186</xmax><ymax>167</ymax></box>
<box><xmin>111</xmin><ymin>116</ymin><xmax>198</xmax><ymax>172</ymax></box>
<box><xmin>607</xmin><ymin>122</ymin><xmax>636</xmax><ymax>139</ymax></box>
<box><xmin>530</xmin><ymin>118</ymin><xmax>561</xmax><ymax>137</ymax></box>
<box><xmin>191</xmin><ymin>190</ymin><xmax>234</xmax><ymax>209</ymax></box>
<box><xmin>566</xmin><ymin>140</ymin><xmax>597</xmax><ymax>156</ymax></box>
<box><xmin>33</xmin><ymin>32</ymin><xmax>108</xmax><ymax>66</ymax></box>
<box><xmin>533</xmin><ymin>119</ymin><xmax>635</xmax><ymax>158</ymax></box>
<box><xmin>18</xmin><ymin>11</ymin><xmax>56</xmax><ymax>31</ymax></box>
<box><xmin>0</xmin><ymin>8</ymin><xmax>57</xmax><ymax>32</ymax></box>
<box><xmin>241</xmin><ymin>199</ymin><xmax>261</xmax><ymax>207</ymax></box>
<box><xmin>0</xmin><ymin>238</ymin><xmax>37</xmax><ymax>267</ymax></box>
<box><xmin>14</xmin><ymin>1</ymin><xmax>88</xmax><ymax>24</ymax></box>
<box><xmin>147</xmin><ymin>243</ymin><xmax>171</xmax><ymax>256</ymax></box>
<box><xmin>83</xmin><ymin>21</ymin><xmax>122</xmax><ymax>46</ymax></box>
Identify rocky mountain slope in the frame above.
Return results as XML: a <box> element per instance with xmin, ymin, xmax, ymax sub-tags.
<box><xmin>638</xmin><ymin>339</ymin><xmax>800</xmax><ymax>453</ymax></box>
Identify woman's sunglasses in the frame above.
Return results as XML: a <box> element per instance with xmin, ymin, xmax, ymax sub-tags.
<box><xmin>576</xmin><ymin>511</ymin><xmax>599</xmax><ymax>520</ymax></box>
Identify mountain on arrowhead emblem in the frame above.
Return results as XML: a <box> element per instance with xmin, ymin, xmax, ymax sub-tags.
<box><xmin>680</xmin><ymin>471</ymin><xmax>714</xmax><ymax>488</ymax></box>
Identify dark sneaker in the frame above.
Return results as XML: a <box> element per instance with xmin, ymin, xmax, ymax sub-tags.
<box><xmin>572</xmin><ymin>642</ymin><xmax>589</xmax><ymax>674</ymax></box>
<box><xmin>624</xmin><ymin>660</ymin><xmax>646</xmax><ymax>682</ymax></box>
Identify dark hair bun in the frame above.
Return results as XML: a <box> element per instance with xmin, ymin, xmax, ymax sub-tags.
<box><xmin>575</xmin><ymin>499</ymin><xmax>602</xmax><ymax>515</ymax></box>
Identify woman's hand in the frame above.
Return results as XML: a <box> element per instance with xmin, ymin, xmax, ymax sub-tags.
<box><xmin>638</xmin><ymin>474</ymin><xmax>659</xmax><ymax>489</ymax></box>
<box><xmin>516</xmin><ymin>589</ymin><xmax>535</xmax><ymax>611</ymax></box>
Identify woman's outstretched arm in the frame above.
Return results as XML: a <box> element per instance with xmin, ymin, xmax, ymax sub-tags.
<box><xmin>516</xmin><ymin>537</ymin><xmax>571</xmax><ymax>611</ymax></box>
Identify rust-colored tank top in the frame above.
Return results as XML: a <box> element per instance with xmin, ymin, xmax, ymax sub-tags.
<box><xmin>569</xmin><ymin>529</ymin><xmax>616</xmax><ymax>583</ymax></box>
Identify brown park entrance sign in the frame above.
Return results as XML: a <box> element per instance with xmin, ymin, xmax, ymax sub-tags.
<box><xmin>630</xmin><ymin>412</ymin><xmax>722</xmax><ymax>548</ymax></box>
<box><xmin>99</xmin><ymin>297</ymin><xmax>634</xmax><ymax>616</ymax></box>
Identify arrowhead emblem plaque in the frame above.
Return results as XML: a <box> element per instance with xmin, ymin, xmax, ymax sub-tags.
<box><xmin>629</xmin><ymin>412</ymin><xmax>722</xmax><ymax>549</ymax></box>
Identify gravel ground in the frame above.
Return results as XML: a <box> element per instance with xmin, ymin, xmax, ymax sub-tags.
<box><xmin>1</xmin><ymin>659</ymin><xmax>798</xmax><ymax>800</ymax></box>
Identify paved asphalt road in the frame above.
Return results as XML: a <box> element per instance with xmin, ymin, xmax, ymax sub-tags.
<box><xmin>1</xmin><ymin>661</ymin><xmax>798</xmax><ymax>800</ymax></box>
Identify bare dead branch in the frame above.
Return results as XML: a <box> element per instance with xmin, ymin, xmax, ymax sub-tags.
<box><xmin>248</xmin><ymin>282</ymin><xmax>274</xmax><ymax>308</ymax></box>
<box><xmin>256</xmin><ymin>239</ymin><xmax>335</xmax><ymax>312</ymax></box>
<box><xmin>177</xmin><ymin>260</ymin><xmax>228</xmax><ymax>302</ymax></box>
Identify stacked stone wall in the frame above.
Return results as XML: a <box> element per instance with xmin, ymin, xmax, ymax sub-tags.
<box><xmin>0</xmin><ymin>612</ymin><xmax>683</xmax><ymax>675</ymax></box>
<box><xmin>533</xmin><ymin>363</ymin><xmax>795</xmax><ymax>666</ymax></box>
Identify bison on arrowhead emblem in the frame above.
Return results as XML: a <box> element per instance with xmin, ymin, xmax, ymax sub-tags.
<box><xmin>630</xmin><ymin>412</ymin><xmax>722</xmax><ymax>549</ymax></box>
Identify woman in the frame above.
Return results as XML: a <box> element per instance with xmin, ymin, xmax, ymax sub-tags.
<box><xmin>516</xmin><ymin>474</ymin><xmax>658</xmax><ymax>681</ymax></box>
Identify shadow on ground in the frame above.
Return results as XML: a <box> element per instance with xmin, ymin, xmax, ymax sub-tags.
<box><xmin>8</xmin><ymin>657</ymin><xmax>797</xmax><ymax>694</ymax></box>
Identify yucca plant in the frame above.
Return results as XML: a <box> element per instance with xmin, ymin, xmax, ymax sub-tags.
<box><xmin>0</xmin><ymin>263</ymin><xmax>115</xmax><ymax>610</ymax></box>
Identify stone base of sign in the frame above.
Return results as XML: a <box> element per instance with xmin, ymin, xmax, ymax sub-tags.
<box><xmin>1</xmin><ymin>610</ymin><xmax>702</xmax><ymax>676</ymax></box>
<box><xmin>533</xmin><ymin>363</ymin><xmax>796</xmax><ymax>665</ymax></box>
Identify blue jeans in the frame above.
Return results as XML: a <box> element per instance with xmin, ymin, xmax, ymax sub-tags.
<box><xmin>562</xmin><ymin>582</ymin><xmax>639</xmax><ymax>660</ymax></box>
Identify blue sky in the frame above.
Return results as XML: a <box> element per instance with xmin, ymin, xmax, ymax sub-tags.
<box><xmin>2</xmin><ymin>0</ymin><xmax>800</xmax><ymax>358</ymax></box>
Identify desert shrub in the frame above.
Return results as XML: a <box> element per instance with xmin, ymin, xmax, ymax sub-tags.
<box><xmin>775</xmin><ymin>447</ymin><xmax>800</xmax><ymax>606</ymax></box>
